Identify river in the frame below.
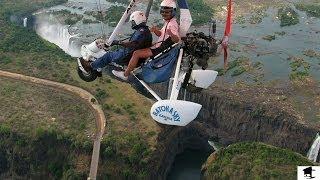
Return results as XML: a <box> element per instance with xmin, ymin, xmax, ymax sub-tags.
<box><xmin>32</xmin><ymin>0</ymin><xmax>320</xmax><ymax>83</ymax></box>
<box><xmin>167</xmin><ymin>149</ymin><xmax>212</xmax><ymax>180</ymax></box>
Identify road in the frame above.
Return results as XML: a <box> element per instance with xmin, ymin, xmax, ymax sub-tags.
<box><xmin>0</xmin><ymin>70</ymin><xmax>106</xmax><ymax>180</ymax></box>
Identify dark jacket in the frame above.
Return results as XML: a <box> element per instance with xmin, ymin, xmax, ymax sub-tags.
<box><xmin>123</xmin><ymin>23</ymin><xmax>153</xmax><ymax>53</ymax></box>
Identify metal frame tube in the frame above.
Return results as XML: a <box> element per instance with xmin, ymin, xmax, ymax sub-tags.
<box><xmin>167</xmin><ymin>78</ymin><xmax>173</xmax><ymax>99</ymax></box>
<box><xmin>145</xmin><ymin>0</ymin><xmax>154</xmax><ymax>20</ymax></box>
<box><xmin>132</xmin><ymin>74</ymin><xmax>162</xmax><ymax>101</ymax></box>
<box><xmin>170</xmin><ymin>49</ymin><xmax>184</xmax><ymax>100</ymax></box>
<box><xmin>106</xmin><ymin>0</ymin><xmax>137</xmax><ymax>45</ymax></box>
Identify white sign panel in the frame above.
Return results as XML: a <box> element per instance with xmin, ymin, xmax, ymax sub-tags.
<box><xmin>150</xmin><ymin>100</ymin><xmax>202</xmax><ymax>126</ymax></box>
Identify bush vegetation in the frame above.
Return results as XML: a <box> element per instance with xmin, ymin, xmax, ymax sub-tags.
<box><xmin>229</xmin><ymin>56</ymin><xmax>250</xmax><ymax>77</ymax></box>
<box><xmin>303</xmin><ymin>49</ymin><xmax>320</xmax><ymax>59</ymax></box>
<box><xmin>0</xmin><ymin>78</ymin><xmax>95</xmax><ymax>141</ymax></box>
<box><xmin>95</xmin><ymin>88</ymin><xmax>109</xmax><ymax>102</ymax></box>
<box><xmin>296</xmin><ymin>3</ymin><xmax>320</xmax><ymax>18</ymax></box>
<box><xmin>262</xmin><ymin>34</ymin><xmax>276</xmax><ymax>41</ymax></box>
<box><xmin>100</xmin><ymin>132</ymin><xmax>151</xmax><ymax>179</ymax></box>
<box><xmin>152</xmin><ymin>0</ymin><xmax>161</xmax><ymax>11</ymax></box>
<box><xmin>278</xmin><ymin>7</ymin><xmax>299</xmax><ymax>27</ymax></box>
<box><xmin>84</xmin><ymin>5</ymin><xmax>125</xmax><ymax>26</ymax></box>
<box><xmin>106</xmin><ymin>0</ymin><xmax>129</xmax><ymax>4</ymax></box>
<box><xmin>289</xmin><ymin>57</ymin><xmax>310</xmax><ymax>81</ymax></box>
<box><xmin>51</xmin><ymin>10</ymin><xmax>83</xmax><ymax>25</ymax></box>
<box><xmin>105</xmin><ymin>5</ymin><xmax>126</xmax><ymax>26</ymax></box>
<box><xmin>0</xmin><ymin>125</ymin><xmax>88</xmax><ymax>179</ymax></box>
<box><xmin>82</xmin><ymin>18</ymin><xmax>99</xmax><ymax>24</ymax></box>
<box><xmin>188</xmin><ymin>0</ymin><xmax>214</xmax><ymax>25</ymax></box>
<box><xmin>64</xmin><ymin>16</ymin><xmax>83</xmax><ymax>25</ymax></box>
<box><xmin>249</xmin><ymin>8</ymin><xmax>267</xmax><ymax>24</ymax></box>
<box><xmin>204</xmin><ymin>142</ymin><xmax>314</xmax><ymax>179</ymax></box>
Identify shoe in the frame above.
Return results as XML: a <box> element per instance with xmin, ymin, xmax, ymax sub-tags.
<box><xmin>97</xmin><ymin>71</ymin><xmax>102</xmax><ymax>77</ymax></box>
<box><xmin>112</xmin><ymin>70</ymin><xmax>128</xmax><ymax>81</ymax></box>
<box><xmin>80</xmin><ymin>58</ymin><xmax>92</xmax><ymax>73</ymax></box>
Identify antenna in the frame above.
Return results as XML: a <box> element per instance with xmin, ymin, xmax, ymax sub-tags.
<box><xmin>210</xmin><ymin>19</ymin><xmax>216</xmax><ymax>38</ymax></box>
<box><xmin>145</xmin><ymin>0</ymin><xmax>154</xmax><ymax>20</ymax></box>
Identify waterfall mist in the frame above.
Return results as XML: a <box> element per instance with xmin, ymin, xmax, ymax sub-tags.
<box><xmin>35</xmin><ymin>17</ymin><xmax>81</xmax><ymax>57</ymax></box>
<box><xmin>307</xmin><ymin>133</ymin><xmax>320</xmax><ymax>162</ymax></box>
<box><xmin>23</xmin><ymin>17</ymin><xmax>27</xmax><ymax>27</ymax></box>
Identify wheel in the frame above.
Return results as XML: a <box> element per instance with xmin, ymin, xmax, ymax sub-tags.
<box><xmin>77</xmin><ymin>67</ymin><xmax>98</xmax><ymax>82</ymax></box>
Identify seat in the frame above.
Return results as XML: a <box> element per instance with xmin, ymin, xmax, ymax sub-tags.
<box><xmin>108</xmin><ymin>54</ymin><xmax>146</xmax><ymax>71</ymax></box>
<box><xmin>137</xmin><ymin>44</ymin><xmax>181</xmax><ymax>84</ymax></box>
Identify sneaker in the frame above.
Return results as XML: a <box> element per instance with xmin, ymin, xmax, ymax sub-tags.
<box><xmin>112</xmin><ymin>70</ymin><xmax>128</xmax><ymax>81</ymax></box>
<box><xmin>80</xmin><ymin>58</ymin><xmax>92</xmax><ymax>73</ymax></box>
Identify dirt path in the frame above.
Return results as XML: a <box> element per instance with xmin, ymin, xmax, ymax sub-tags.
<box><xmin>0</xmin><ymin>70</ymin><xmax>105</xmax><ymax>180</ymax></box>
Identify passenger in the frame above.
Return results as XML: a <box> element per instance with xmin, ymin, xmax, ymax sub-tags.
<box><xmin>112</xmin><ymin>0</ymin><xmax>180</xmax><ymax>81</ymax></box>
<box><xmin>80</xmin><ymin>11</ymin><xmax>152</xmax><ymax>73</ymax></box>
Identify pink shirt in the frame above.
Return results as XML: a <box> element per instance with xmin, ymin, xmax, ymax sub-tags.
<box><xmin>153</xmin><ymin>18</ymin><xmax>180</xmax><ymax>48</ymax></box>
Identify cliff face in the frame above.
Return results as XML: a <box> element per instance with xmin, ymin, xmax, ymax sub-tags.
<box><xmin>193</xmin><ymin>90</ymin><xmax>317</xmax><ymax>154</ymax></box>
<box><xmin>147</xmin><ymin>83</ymin><xmax>318</xmax><ymax>179</ymax></box>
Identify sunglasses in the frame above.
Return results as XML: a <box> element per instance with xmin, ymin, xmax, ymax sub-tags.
<box><xmin>160</xmin><ymin>10</ymin><xmax>172</xmax><ymax>14</ymax></box>
<box><xmin>160</xmin><ymin>6</ymin><xmax>173</xmax><ymax>14</ymax></box>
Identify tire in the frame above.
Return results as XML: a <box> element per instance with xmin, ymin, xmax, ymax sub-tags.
<box><xmin>77</xmin><ymin>67</ymin><xmax>98</xmax><ymax>82</ymax></box>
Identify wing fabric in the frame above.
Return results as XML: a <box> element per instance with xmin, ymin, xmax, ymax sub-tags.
<box><xmin>222</xmin><ymin>0</ymin><xmax>232</xmax><ymax>67</ymax></box>
<box><xmin>178</xmin><ymin>0</ymin><xmax>192</xmax><ymax>37</ymax></box>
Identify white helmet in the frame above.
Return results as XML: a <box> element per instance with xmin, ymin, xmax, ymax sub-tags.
<box><xmin>160</xmin><ymin>0</ymin><xmax>177</xmax><ymax>9</ymax></box>
<box><xmin>129</xmin><ymin>11</ymin><xmax>146</xmax><ymax>28</ymax></box>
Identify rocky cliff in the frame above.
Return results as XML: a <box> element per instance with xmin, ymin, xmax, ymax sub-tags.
<box><xmin>147</xmin><ymin>83</ymin><xmax>319</xmax><ymax>179</ymax></box>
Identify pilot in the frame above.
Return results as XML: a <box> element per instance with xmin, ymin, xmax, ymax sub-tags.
<box><xmin>112</xmin><ymin>0</ymin><xmax>180</xmax><ymax>81</ymax></box>
<box><xmin>80</xmin><ymin>11</ymin><xmax>152</xmax><ymax>73</ymax></box>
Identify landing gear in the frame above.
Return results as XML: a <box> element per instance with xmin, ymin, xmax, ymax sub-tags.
<box><xmin>77</xmin><ymin>57</ymin><xmax>102</xmax><ymax>82</ymax></box>
<box><xmin>77</xmin><ymin>67</ymin><xmax>101</xmax><ymax>82</ymax></box>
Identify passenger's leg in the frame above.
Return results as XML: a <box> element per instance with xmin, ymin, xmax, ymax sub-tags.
<box><xmin>124</xmin><ymin>48</ymin><xmax>153</xmax><ymax>76</ymax></box>
<box><xmin>91</xmin><ymin>50</ymin><xmax>125</xmax><ymax>70</ymax></box>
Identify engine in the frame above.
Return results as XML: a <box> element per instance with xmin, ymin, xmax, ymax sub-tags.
<box><xmin>183</xmin><ymin>31</ymin><xmax>219</xmax><ymax>70</ymax></box>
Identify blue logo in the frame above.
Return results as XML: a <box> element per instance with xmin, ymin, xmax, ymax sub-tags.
<box><xmin>152</xmin><ymin>105</ymin><xmax>181</xmax><ymax>122</ymax></box>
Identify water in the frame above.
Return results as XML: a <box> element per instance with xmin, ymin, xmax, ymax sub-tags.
<box><xmin>23</xmin><ymin>17</ymin><xmax>27</xmax><ymax>27</ymax></box>
<box><xmin>208</xmin><ymin>140</ymin><xmax>219</xmax><ymax>151</ymax></box>
<box><xmin>34</xmin><ymin>19</ymin><xmax>81</xmax><ymax>57</ymax></box>
<box><xmin>307</xmin><ymin>133</ymin><xmax>320</xmax><ymax>162</ymax></box>
<box><xmin>201</xmin><ymin>6</ymin><xmax>320</xmax><ymax>83</ymax></box>
<box><xmin>33</xmin><ymin>0</ymin><xmax>320</xmax><ymax>82</ymax></box>
<box><xmin>167</xmin><ymin>149</ymin><xmax>211</xmax><ymax>180</ymax></box>
<box><xmin>33</xmin><ymin>0</ymin><xmax>163</xmax><ymax>57</ymax></box>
